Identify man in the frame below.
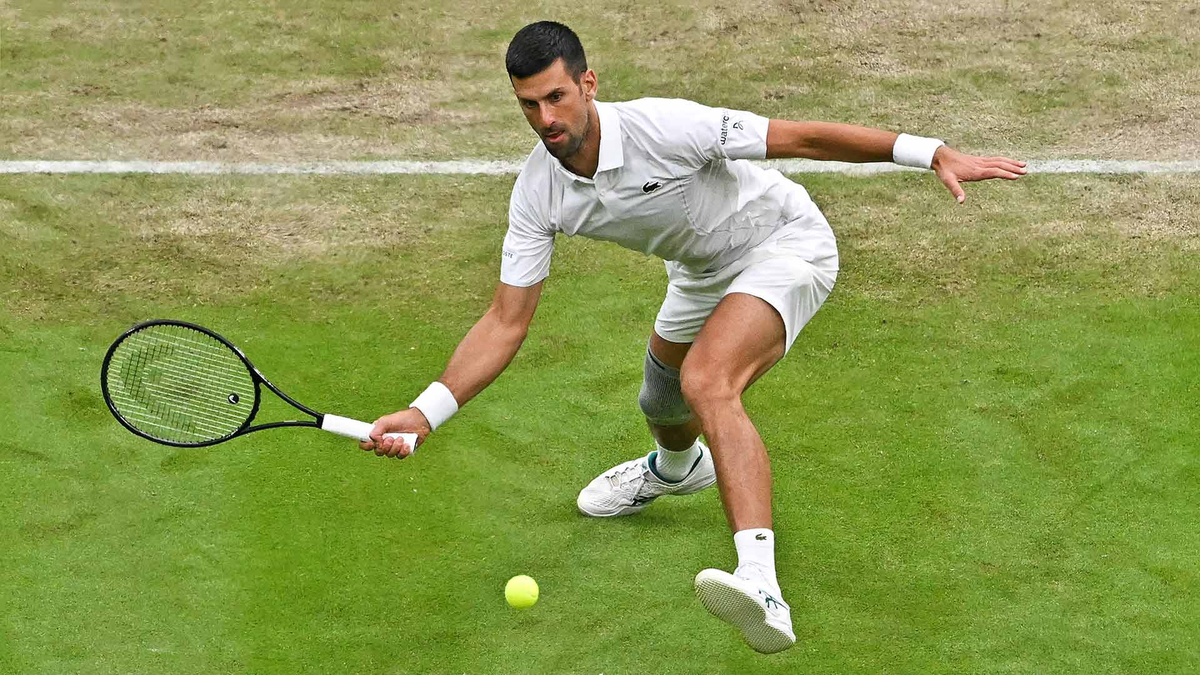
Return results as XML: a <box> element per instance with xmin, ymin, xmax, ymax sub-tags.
<box><xmin>361</xmin><ymin>21</ymin><xmax>1025</xmax><ymax>653</ymax></box>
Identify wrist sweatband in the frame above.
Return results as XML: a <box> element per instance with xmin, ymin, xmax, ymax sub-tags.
<box><xmin>410</xmin><ymin>382</ymin><xmax>458</xmax><ymax>431</ymax></box>
<box><xmin>893</xmin><ymin>133</ymin><xmax>945</xmax><ymax>169</ymax></box>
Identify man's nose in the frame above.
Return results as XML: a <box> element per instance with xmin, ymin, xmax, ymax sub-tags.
<box><xmin>537</xmin><ymin>102</ymin><xmax>556</xmax><ymax>128</ymax></box>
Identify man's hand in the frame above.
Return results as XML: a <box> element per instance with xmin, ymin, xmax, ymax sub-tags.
<box><xmin>932</xmin><ymin>147</ymin><xmax>1027</xmax><ymax>204</ymax></box>
<box><xmin>358</xmin><ymin>408</ymin><xmax>432</xmax><ymax>459</ymax></box>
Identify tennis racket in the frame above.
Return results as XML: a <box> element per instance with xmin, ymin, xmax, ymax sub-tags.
<box><xmin>101</xmin><ymin>319</ymin><xmax>416</xmax><ymax>450</ymax></box>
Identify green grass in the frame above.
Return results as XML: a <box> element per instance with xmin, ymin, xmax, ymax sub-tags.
<box><xmin>2</xmin><ymin>173</ymin><xmax>1199</xmax><ymax>673</ymax></box>
<box><xmin>3</xmin><ymin>0</ymin><xmax>1199</xmax><ymax>670</ymax></box>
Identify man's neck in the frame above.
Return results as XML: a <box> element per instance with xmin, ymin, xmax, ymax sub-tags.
<box><xmin>561</xmin><ymin>102</ymin><xmax>601</xmax><ymax>178</ymax></box>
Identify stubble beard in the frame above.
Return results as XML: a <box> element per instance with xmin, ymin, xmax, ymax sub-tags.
<box><xmin>544</xmin><ymin>108</ymin><xmax>589</xmax><ymax>162</ymax></box>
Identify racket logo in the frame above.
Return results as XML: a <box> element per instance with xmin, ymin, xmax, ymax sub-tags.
<box><xmin>228</xmin><ymin>393</ymin><xmax>240</xmax><ymax>405</ymax></box>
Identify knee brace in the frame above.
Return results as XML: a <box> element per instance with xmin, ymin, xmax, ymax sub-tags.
<box><xmin>638</xmin><ymin>347</ymin><xmax>694</xmax><ymax>425</ymax></box>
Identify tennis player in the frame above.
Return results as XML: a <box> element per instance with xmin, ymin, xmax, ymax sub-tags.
<box><xmin>362</xmin><ymin>21</ymin><xmax>1026</xmax><ymax>653</ymax></box>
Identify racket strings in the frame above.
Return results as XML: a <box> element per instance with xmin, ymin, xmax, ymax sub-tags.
<box><xmin>106</xmin><ymin>324</ymin><xmax>256</xmax><ymax>443</ymax></box>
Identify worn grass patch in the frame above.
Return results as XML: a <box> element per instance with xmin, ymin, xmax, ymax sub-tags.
<box><xmin>3</xmin><ymin>173</ymin><xmax>1198</xmax><ymax>325</ymax></box>
<box><xmin>3</xmin><ymin>0</ymin><xmax>1197</xmax><ymax>160</ymax></box>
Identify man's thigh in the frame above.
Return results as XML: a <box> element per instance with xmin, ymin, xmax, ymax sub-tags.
<box><xmin>725</xmin><ymin>254</ymin><xmax>835</xmax><ymax>354</ymax></box>
<box><xmin>683</xmin><ymin>292</ymin><xmax>786</xmax><ymax>392</ymax></box>
<box><xmin>656</xmin><ymin>256</ymin><xmax>834</xmax><ymax>372</ymax></box>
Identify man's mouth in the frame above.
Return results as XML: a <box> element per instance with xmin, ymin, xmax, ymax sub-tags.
<box><xmin>544</xmin><ymin>130</ymin><xmax>565</xmax><ymax>143</ymax></box>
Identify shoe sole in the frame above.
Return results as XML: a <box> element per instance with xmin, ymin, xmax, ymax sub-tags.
<box><xmin>576</xmin><ymin>501</ymin><xmax>650</xmax><ymax>517</ymax></box>
<box><xmin>694</xmin><ymin>569</ymin><xmax>795</xmax><ymax>654</ymax></box>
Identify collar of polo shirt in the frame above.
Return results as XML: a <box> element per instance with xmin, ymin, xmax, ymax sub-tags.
<box><xmin>552</xmin><ymin>101</ymin><xmax>624</xmax><ymax>182</ymax></box>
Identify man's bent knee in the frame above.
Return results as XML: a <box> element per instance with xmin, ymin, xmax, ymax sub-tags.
<box><xmin>680</xmin><ymin>366</ymin><xmax>741</xmax><ymax>418</ymax></box>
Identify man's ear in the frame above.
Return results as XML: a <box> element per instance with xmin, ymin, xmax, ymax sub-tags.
<box><xmin>580</xmin><ymin>69</ymin><xmax>597</xmax><ymax>102</ymax></box>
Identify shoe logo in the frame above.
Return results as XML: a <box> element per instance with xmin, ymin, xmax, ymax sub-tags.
<box><xmin>630</xmin><ymin>495</ymin><xmax>656</xmax><ymax>506</ymax></box>
<box><xmin>755</xmin><ymin>533</ymin><xmax>767</xmax><ymax>541</ymax></box>
<box><xmin>762</xmin><ymin>593</ymin><xmax>785</xmax><ymax>611</ymax></box>
<box><xmin>642</xmin><ymin>181</ymin><xmax>662</xmax><ymax>193</ymax></box>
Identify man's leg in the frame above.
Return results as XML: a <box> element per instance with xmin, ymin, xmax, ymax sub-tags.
<box><xmin>644</xmin><ymin>333</ymin><xmax>699</xmax><ymax>450</ymax></box>
<box><xmin>642</xmin><ymin>333</ymin><xmax>707</xmax><ymax>482</ymax></box>
<box><xmin>682</xmin><ymin>292</ymin><xmax>796</xmax><ymax>654</ymax></box>
<box><xmin>679</xmin><ymin>293</ymin><xmax>784</xmax><ymax>531</ymax></box>
<box><xmin>575</xmin><ymin>332</ymin><xmax>717</xmax><ymax>517</ymax></box>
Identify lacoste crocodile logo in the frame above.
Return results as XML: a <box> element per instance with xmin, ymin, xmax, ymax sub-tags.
<box><xmin>642</xmin><ymin>181</ymin><xmax>662</xmax><ymax>193</ymax></box>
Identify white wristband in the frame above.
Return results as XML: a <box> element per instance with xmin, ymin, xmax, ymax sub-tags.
<box><xmin>410</xmin><ymin>382</ymin><xmax>458</xmax><ymax>431</ymax></box>
<box><xmin>893</xmin><ymin>133</ymin><xmax>945</xmax><ymax>169</ymax></box>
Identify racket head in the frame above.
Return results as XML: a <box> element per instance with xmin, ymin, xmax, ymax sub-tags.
<box><xmin>101</xmin><ymin>320</ymin><xmax>261</xmax><ymax>447</ymax></box>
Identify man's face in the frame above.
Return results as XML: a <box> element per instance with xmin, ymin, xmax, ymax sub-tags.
<box><xmin>511</xmin><ymin>58</ymin><xmax>597</xmax><ymax>162</ymax></box>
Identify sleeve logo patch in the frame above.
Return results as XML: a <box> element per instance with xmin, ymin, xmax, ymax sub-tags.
<box><xmin>720</xmin><ymin>115</ymin><xmax>745</xmax><ymax>146</ymax></box>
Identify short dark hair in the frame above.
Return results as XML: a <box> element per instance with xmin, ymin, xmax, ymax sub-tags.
<box><xmin>505</xmin><ymin>21</ymin><xmax>587</xmax><ymax>81</ymax></box>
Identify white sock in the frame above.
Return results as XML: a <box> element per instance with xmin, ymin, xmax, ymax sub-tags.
<box><xmin>734</xmin><ymin>528</ymin><xmax>780</xmax><ymax>593</ymax></box>
<box><xmin>650</xmin><ymin>440</ymin><xmax>702</xmax><ymax>481</ymax></box>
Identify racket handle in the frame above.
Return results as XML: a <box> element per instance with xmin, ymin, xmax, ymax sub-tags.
<box><xmin>321</xmin><ymin>414</ymin><xmax>418</xmax><ymax>453</ymax></box>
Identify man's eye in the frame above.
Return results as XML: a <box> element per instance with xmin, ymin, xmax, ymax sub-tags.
<box><xmin>549</xmin><ymin>93</ymin><xmax>562</xmax><ymax>102</ymax></box>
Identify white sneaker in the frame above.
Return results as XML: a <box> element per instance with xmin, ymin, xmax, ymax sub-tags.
<box><xmin>576</xmin><ymin>443</ymin><xmax>716</xmax><ymax>517</ymax></box>
<box><xmin>694</xmin><ymin>564</ymin><xmax>796</xmax><ymax>654</ymax></box>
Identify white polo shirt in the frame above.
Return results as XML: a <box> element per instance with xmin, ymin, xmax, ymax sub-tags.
<box><xmin>501</xmin><ymin>98</ymin><xmax>829</xmax><ymax>287</ymax></box>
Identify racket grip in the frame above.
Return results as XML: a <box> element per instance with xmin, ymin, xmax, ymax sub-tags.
<box><xmin>321</xmin><ymin>414</ymin><xmax>418</xmax><ymax>453</ymax></box>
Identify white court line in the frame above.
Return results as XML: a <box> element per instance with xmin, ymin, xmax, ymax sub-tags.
<box><xmin>1</xmin><ymin>159</ymin><xmax>1199</xmax><ymax>175</ymax></box>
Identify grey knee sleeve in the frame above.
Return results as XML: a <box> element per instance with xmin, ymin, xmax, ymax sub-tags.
<box><xmin>638</xmin><ymin>347</ymin><xmax>694</xmax><ymax>425</ymax></box>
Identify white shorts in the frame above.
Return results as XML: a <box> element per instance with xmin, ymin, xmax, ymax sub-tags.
<box><xmin>653</xmin><ymin>210</ymin><xmax>839</xmax><ymax>353</ymax></box>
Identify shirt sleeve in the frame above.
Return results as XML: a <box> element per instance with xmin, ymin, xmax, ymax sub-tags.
<box><xmin>644</xmin><ymin>98</ymin><xmax>771</xmax><ymax>168</ymax></box>
<box><xmin>499</xmin><ymin>185</ymin><xmax>555</xmax><ymax>287</ymax></box>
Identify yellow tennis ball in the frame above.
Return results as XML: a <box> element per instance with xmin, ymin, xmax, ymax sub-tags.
<box><xmin>505</xmin><ymin>575</ymin><xmax>539</xmax><ymax>609</ymax></box>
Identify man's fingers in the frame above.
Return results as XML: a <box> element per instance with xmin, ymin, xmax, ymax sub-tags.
<box><xmin>935</xmin><ymin>153</ymin><xmax>1026</xmax><ymax>204</ymax></box>
<box><xmin>984</xmin><ymin>159</ymin><xmax>1027</xmax><ymax>175</ymax></box>
<box><xmin>958</xmin><ymin>165</ymin><xmax>1024</xmax><ymax>182</ymax></box>
<box><xmin>980</xmin><ymin>167</ymin><xmax>1024</xmax><ymax>180</ymax></box>
<box><xmin>383</xmin><ymin>436</ymin><xmax>411</xmax><ymax>458</ymax></box>
<box><xmin>374</xmin><ymin>436</ymin><xmax>391</xmax><ymax>456</ymax></box>
<box><xmin>369</xmin><ymin>421</ymin><xmax>387</xmax><ymax>442</ymax></box>
<box><xmin>983</xmin><ymin>156</ymin><xmax>1026</xmax><ymax>167</ymax></box>
<box><xmin>939</xmin><ymin>172</ymin><xmax>966</xmax><ymax>203</ymax></box>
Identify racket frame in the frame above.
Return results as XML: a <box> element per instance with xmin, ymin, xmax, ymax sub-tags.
<box><xmin>101</xmin><ymin>319</ymin><xmax>335</xmax><ymax>448</ymax></box>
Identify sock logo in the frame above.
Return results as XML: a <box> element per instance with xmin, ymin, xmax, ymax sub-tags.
<box><xmin>755</xmin><ymin>533</ymin><xmax>767</xmax><ymax>541</ymax></box>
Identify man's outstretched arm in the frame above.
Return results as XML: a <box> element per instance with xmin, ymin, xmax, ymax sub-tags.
<box><xmin>765</xmin><ymin>120</ymin><xmax>1027</xmax><ymax>203</ymax></box>
<box><xmin>360</xmin><ymin>280</ymin><xmax>543</xmax><ymax>458</ymax></box>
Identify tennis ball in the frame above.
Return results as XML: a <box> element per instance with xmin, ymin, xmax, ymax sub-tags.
<box><xmin>504</xmin><ymin>575</ymin><xmax>539</xmax><ymax>609</ymax></box>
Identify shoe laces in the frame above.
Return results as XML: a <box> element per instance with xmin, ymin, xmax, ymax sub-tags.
<box><xmin>734</xmin><ymin>562</ymin><xmax>769</xmax><ymax>583</ymax></box>
<box><xmin>604</xmin><ymin>459</ymin><xmax>649</xmax><ymax>493</ymax></box>
<box><xmin>735</xmin><ymin>563</ymin><xmax>785</xmax><ymax>604</ymax></box>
